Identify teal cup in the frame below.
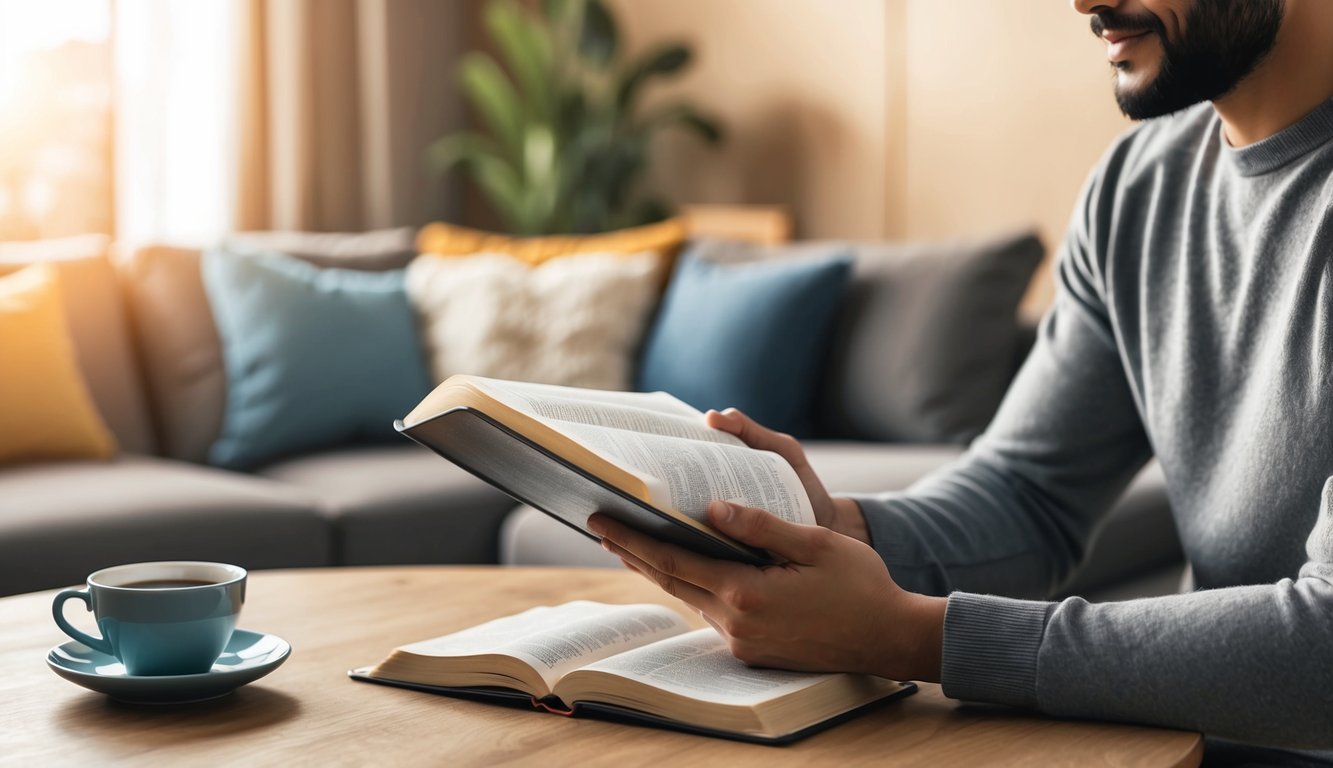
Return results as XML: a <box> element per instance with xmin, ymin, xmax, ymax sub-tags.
<box><xmin>52</xmin><ymin>561</ymin><xmax>247</xmax><ymax>676</ymax></box>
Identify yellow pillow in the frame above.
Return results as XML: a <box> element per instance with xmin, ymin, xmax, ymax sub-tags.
<box><xmin>0</xmin><ymin>263</ymin><xmax>117</xmax><ymax>463</ymax></box>
<box><xmin>416</xmin><ymin>218</ymin><xmax>688</xmax><ymax>268</ymax></box>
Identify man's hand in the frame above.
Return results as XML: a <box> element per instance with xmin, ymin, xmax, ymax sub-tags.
<box><xmin>588</xmin><ymin>502</ymin><xmax>945</xmax><ymax>683</ymax></box>
<box><xmin>705</xmin><ymin>408</ymin><xmax>869</xmax><ymax>543</ymax></box>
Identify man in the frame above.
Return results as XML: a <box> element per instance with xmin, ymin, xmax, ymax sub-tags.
<box><xmin>590</xmin><ymin>0</ymin><xmax>1333</xmax><ymax>762</ymax></box>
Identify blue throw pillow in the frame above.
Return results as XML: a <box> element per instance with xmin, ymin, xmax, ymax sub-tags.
<box><xmin>636</xmin><ymin>248</ymin><xmax>853</xmax><ymax>435</ymax></box>
<box><xmin>202</xmin><ymin>248</ymin><xmax>430</xmax><ymax>469</ymax></box>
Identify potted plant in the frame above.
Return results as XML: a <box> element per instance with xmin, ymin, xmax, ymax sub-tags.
<box><xmin>429</xmin><ymin>0</ymin><xmax>723</xmax><ymax>235</ymax></box>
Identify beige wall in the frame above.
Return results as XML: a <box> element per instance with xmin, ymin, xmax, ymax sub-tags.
<box><xmin>609</xmin><ymin>0</ymin><xmax>896</xmax><ymax>241</ymax></box>
<box><xmin>611</xmin><ymin>0</ymin><xmax>1132</xmax><ymax>312</ymax></box>
<box><xmin>900</xmin><ymin>2</ymin><xmax>1131</xmax><ymax>309</ymax></box>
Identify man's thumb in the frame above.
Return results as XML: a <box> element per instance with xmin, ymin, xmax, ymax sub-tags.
<box><xmin>709</xmin><ymin>501</ymin><xmax>820</xmax><ymax>564</ymax></box>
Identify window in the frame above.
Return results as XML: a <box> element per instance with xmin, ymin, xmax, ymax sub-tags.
<box><xmin>0</xmin><ymin>0</ymin><xmax>113</xmax><ymax>240</ymax></box>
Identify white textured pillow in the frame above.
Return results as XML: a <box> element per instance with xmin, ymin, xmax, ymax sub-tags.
<box><xmin>406</xmin><ymin>251</ymin><xmax>662</xmax><ymax>390</ymax></box>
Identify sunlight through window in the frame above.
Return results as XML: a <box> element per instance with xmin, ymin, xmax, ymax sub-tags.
<box><xmin>0</xmin><ymin>0</ymin><xmax>112</xmax><ymax>240</ymax></box>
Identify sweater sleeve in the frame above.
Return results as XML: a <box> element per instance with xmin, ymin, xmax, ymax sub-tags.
<box><xmin>941</xmin><ymin>481</ymin><xmax>1333</xmax><ymax>748</ymax></box>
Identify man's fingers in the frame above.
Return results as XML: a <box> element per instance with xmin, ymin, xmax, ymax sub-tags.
<box><xmin>589</xmin><ymin>514</ymin><xmax>747</xmax><ymax>591</ymax></box>
<box><xmin>605</xmin><ymin>542</ymin><xmax>723</xmax><ymax>614</ymax></box>
<box><xmin>618</xmin><ymin>555</ymin><xmax>729</xmax><ymax>639</ymax></box>
<box><xmin>708</xmin><ymin>501</ymin><xmax>827</xmax><ymax>564</ymax></box>
<box><xmin>705</xmin><ymin>409</ymin><xmax>806</xmax><ymax>466</ymax></box>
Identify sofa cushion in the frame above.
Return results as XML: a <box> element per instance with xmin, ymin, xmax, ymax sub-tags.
<box><xmin>118</xmin><ymin>245</ymin><xmax>226</xmax><ymax>463</ymax></box>
<box><xmin>407</xmin><ymin>251</ymin><xmax>663</xmax><ymax>391</ymax></box>
<box><xmin>257</xmin><ymin>445</ymin><xmax>517</xmax><ymax>565</ymax></box>
<box><xmin>202</xmin><ymin>248</ymin><xmax>430</xmax><ymax>469</ymax></box>
<box><xmin>0</xmin><ymin>455</ymin><xmax>330</xmax><ymax>596</ymax></box>
<box><xmin>224</xmin><ymin>228</ymin><xmax>416</xmax><ymax>271</ymax></box>
<box><xmin>636</xmin><ymin>249</ymin><xmax>853</xmax><ymax>435</ymax></box>
<box><xmin>500</xmin><ymin>503</ymin><xmax>619</xmax><ymax>568</ymax></box>
<box><xmin>804</xmin><ymin>442</ymin><xmax>967</xmax><ymax>493</ymax></box>
<box><xmin>119</xmin><ymin>231</ymin><xmax>424</xmax><ymax>463</ymax></box>
<box><xmin>0</xmin><ymin>264</ymin><xmax>117</xmax><ymax>463</ymax></box>
<box><xmin>0</xmin><ymin>236</ymin><xmax>156</xmax><ymax>454</ymax></box>
<box><xmin>688</xmin><ymin>232</ymin><xmax>1044</xmax><ymax>443</ymax></box>
<box><xmin>417</xmin><ymin>218</ymin><xmax>687</xmax><ymax>271</ymax></box>
<box><xmin>822</xmin><ymin>232</ymin><xmax>1042</xmax><ymax>442</ymax></box>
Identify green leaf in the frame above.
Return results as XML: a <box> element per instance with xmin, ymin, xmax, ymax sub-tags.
<box><xmin>630</xmin><ymin>197</ymin><xmax>672</xmax><ymax>226</ymax></box>
<box><xmin>425</xmin><ymin>132</ymin><xmax>506</xmax><ymax>173</ymax></box>
<box><xmin>540</xmin><ymin>0</ymin><xmax>580</xmax><ymax>69</ymax></box>
<box><xmin>485</xmin><ymin>0</ymin><xmax>554</xmax><ymax>121</ymax></box>
<box><xmin>566</xmin><ymin>138</ymin><xmax>646</xmax><ymax>232</ymax></box>
<box><xmin>677</xmin><ymin>111</ymin><xmax>724</xmax><ymax>144</ymax></box>
<box><xmin>427</xmin><ymin>0</ymin><xmax>721</xmax><ymax>234</ymax></box>
<box><xmin>458</xmin><ymin>52</ymin><xmax>527</xmax><ymax>160</ymax></box>
<box><xmin>642</xmin><ymin>103</ymin><xmax>724</xmax><ymax>144</ymax></box>
<box><xmin>606</xmin><ymin>140</ymin><xmax>648</xmax><ymax>203</ymax></box>
<box><xmin>541</xmin><ymin>0</ymin><xmax>577</xmax><ymax>24</ymax></box>
<box><xmin>521</xmin><ymin>125</ymin><xmax>563</xmax><ymax>233</ymax></box>
<box><xmin>554</xmin><ymin>87</ymin><xmax>587</xmax><ymax>143</ymax></box>
<box><xmin>616</xmin><ymin>44</ymin><xmax>691</xmax><ymax>111</ymax></box>
<box><xmin>469</xmin><ymin>152</ymin><xmax>529</xmax><ymax>233</ymax></box>
<box><xmin>523</xmin><ymin>124</ymin><xmax>558</xmax><ymax>192</ymax></box>
<box><xmin>578</xmin><ymin>0</ymin><xmax>618</xmax><ymax>66</ymax></box>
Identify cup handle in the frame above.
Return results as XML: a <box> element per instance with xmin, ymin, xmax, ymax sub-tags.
<box><xmin>52</xmin><ymin>589</ymin><xmax>113</xmax><ymax>655</ymax></box>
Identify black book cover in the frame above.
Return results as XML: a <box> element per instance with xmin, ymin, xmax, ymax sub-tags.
<box><xmin>348</xmin><ymin>667</ymin><xmax>918</xmax><ymax>745</ymax></box>
<box><xmin>396</xmin><ymin>407</ymin><xmax>776</xmax><ymax>565</ymax></box>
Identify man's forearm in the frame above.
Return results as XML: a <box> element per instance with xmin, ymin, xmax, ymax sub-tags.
<box><xmin>941</xmin><ymin>577</ymin><xmax>1333</xmax><ymax>748</ymax></box>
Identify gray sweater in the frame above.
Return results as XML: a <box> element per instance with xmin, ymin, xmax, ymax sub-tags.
<box><xmin>852</xmin><ymin>98</ymin><xmax>1333</xmax><ymax>758</ymax></box>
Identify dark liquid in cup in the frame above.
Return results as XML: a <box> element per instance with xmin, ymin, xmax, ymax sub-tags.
<box><xmin>121</xmin><ymin>579</ymin><xmax>217</xmax><ymax>589</ymax></box>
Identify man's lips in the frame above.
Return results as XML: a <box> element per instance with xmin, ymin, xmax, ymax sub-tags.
<box><xmin>1103</xmin><ymin>29</ymin><xmax>1153</xmax><ymax>62</ymax></box>
<box><xmin>1102</xmin><ymin>29</ymin><xmax>1151</xmax><ymax>45</ymax></box>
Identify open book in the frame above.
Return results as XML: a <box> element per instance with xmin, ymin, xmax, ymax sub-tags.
<box><xmin>350</xmin><ymin>601</ymin><xmax>915</xmax><ymax>744</ymax></box>
<box><xmin>396</xmin><ymin>375</ymin><xmax>817</xmax><ymax>564</ymax></box>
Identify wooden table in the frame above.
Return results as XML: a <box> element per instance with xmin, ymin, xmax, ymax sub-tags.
<box><xmin>5</xmin><ymin>567</ymin><xmax>1202</xmax><ymax>767</ymax></box>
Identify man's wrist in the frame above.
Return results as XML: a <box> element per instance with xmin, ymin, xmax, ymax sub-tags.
<box><xmin>875</xmin><ymin>593</ymin><xmax>946</xmax><ymax>682</ymax></box>
<box><xmin>830</xmin><ymin>496</ymin><xmax>871</xmax><ymax>544</ymax></box>
<box><xmin>905</xmin><ymin>595</ymin><xmax>946</xmax><ymax>683</ymax></box>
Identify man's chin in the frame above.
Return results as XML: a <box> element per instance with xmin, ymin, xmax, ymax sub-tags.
<box><xmin>1113</xmin><ymin>67</ymin><xmax>1176</xmax><ymax>120</ymax></box>
<box><xmin>1114</xmin><ymin>59</ymin><xmax>1161</xmax><ymax>95</ymax></box>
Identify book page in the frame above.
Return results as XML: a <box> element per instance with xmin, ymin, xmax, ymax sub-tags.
<box><xmin>556</xmin><ymin>425</ymin><xmax>815</xmax><ymax>525</ymax></box>
<box><xmin>571</xmin><ymin>628</ymin><xmax>836</xmax><ymax>706</ymax></box>
<box><xmin>468</xmin><ymin>376</ymin><xmax>815</xmax><ymax>526</ymax></box>
<box><xmin>472</xmin><ymin>377</ymin><xmax>703</xmax><ymax>422</ymax></box>
<box><xmin>396</xmin><ymin>601</ymin><xmax>690</xmax><ymax>691</ymax></box>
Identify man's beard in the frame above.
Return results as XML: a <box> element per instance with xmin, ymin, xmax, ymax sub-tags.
<box><xmin>1091</xmin><ymin>0</ymin><xmax>1284</xmax><ymax>120</ymax></box>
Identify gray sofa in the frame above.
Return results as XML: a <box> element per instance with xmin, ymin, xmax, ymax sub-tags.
<box><xmin>0</xmin><ymin>229</ymin><xmax>1183</xmax><ymax>600</ymax></box>
<box><xmin>0</xmin><ymin>233</ymin><xmax>518</xmax><ymax>596</ymax></box>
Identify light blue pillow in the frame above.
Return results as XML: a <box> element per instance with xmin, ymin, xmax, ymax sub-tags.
<box><xmin>635</xmin><ymin>248</ymin><xmax>853</xmax><ymax>436</ymax></box>
<box><xmin>202</xmin><ymin>248</ymin><xmax>430</xmax><ymax>469</ymax></box>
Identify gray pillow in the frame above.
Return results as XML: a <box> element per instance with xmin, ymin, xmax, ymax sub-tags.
<box><xmin>687</xmin><ymin>231</ymin><xmax>1043</xmax><ymax>444</ymax></box>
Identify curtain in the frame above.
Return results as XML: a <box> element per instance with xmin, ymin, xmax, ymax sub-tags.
<box><xmin>115</xmin><ymin>0</ymin><xmax>465</xmax><ymax>244</ymax></box>
<box><xmin>115</xmin><ymin>0</ymin><xmax>235</xmax><ymax>245</ymax></box>
<box><xmin>234</xmin><ymin>0</ymin><xmax>465</xmax><ymax>233</ymax></box>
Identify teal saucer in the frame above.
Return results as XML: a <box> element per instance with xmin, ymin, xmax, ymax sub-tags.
<box><xmin>46</xmin><ymin>628</ymin><xmax>290</xmax><ymax>704</ymax></box>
